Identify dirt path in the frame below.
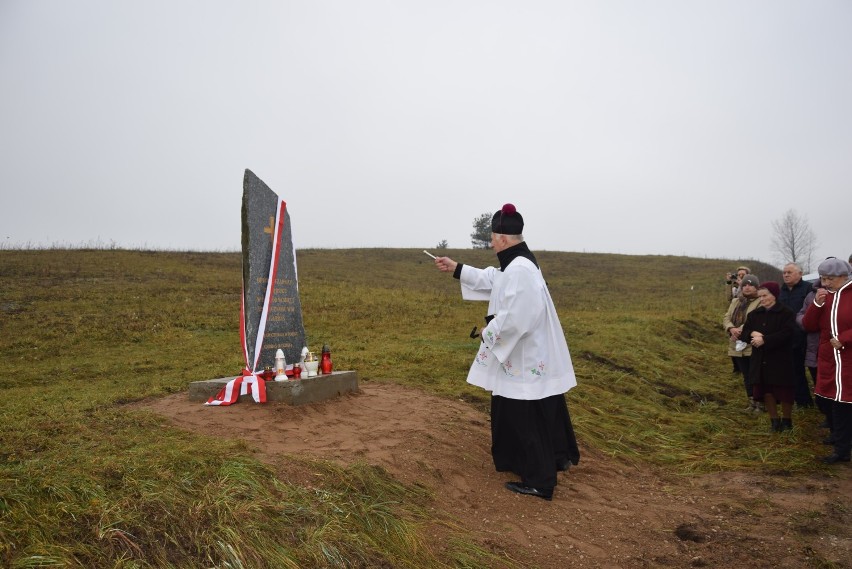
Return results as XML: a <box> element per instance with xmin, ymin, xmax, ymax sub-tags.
<box><xmin>139</xmin><ymin>382</ymin><xmax>852</xmax><ymax>568</ymax></box>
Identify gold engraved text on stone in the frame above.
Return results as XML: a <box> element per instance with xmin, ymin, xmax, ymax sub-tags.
<box><xmin>263</xmin><ymin>216</ymin><xmax>275</xmax><ymax>242</ymax></box>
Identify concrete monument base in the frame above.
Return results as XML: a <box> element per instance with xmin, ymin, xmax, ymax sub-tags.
<box><xmin>189</xmin><ymin>371</ymin><xmax>359</xmax><ymax>405</ymax></box>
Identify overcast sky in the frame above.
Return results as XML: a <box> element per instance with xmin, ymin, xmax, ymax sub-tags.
<box><xmin>1</xmin><ymin>1</ymin><xmax>850</xmax><ymax>269</ymax></box>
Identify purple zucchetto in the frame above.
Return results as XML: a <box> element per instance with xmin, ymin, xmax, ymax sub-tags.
<box><xmin>491</xmin><ymin>203</ymin><xmax>524</xmax><ymax>235</ymax></box>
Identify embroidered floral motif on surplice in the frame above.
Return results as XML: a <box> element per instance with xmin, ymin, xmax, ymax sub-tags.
<box><xmin>474</xmin><ymin>348</ymin><xmax>489</xmax><ymax>366</ymax></box>
<box><xmin>501</xmin><ymin>359</ymin><xmax>520</xmax><ymax>377</ymax></box>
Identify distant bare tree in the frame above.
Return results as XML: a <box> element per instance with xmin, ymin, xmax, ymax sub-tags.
<box><xmin>470</xmin><ymin>212</ymin><xmax>493</xmax><ymax>249</ymax></box>
<box><xmin>770</xmin><ymin>209</ymin><xmax>818</xmax><ymax>272</ymax></box>
<box><xmin>435</xmin><ymin>239</ymin><xmax>448</xmax><ymax>249</ymax></box>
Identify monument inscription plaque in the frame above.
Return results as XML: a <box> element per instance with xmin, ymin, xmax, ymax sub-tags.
<box><xmin>242</xmin><ymin>169</ymin><xmax>306</xmax><ymax>372</ymax></box>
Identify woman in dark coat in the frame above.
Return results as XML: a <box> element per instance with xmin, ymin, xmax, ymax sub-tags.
<box><xmin>741</xmin><ymin>281</ymin><xmax>796</xmax><ymax>431</ymax></box>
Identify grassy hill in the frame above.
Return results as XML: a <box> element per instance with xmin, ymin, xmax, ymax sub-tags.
<box><xmin>0</xmin><ymin>248</ymin><xmax>815</xmax><ymax>568</ymax></box>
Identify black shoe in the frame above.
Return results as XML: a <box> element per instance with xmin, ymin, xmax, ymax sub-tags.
<box><xmin>770</xmin><ymin>418</ymin><xmax>782</xmax><ymax>432</ymax></box>
<box><xmin>505</xmin><ymin>481</ymin><xmax>553</xmax><ymax>501</ymax></box>
<box><xmin>821</xmin><ymin>453</ymin><xmax>851</xmax><ymax>464</ymax></box>
<box><xmin>823</xmin><ymin>436</ymin><xmax>837</xmax><ymax>446</ymax></box>
<box><xmin>556</xmin><ymin>457</ymin><xmax>572</xmax><ymax>472</ymax></box>
<box><xmin>780</xmin><ymin>418</ymin><xmax>793</xmax><ymax>432</ymax></box>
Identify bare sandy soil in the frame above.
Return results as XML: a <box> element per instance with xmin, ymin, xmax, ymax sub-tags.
<box><xmin>140</xmin><ymin>382</ymin><xmax>852</xmax><ymax>568</ymax></box>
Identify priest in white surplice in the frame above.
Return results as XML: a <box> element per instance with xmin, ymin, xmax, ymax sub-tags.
<box><xmin>434</xmin><ymin>203</ymin><xmax>579</xmax><ymax>501</ymax></box>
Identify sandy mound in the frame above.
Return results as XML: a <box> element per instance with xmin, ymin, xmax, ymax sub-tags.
<box><xmin>139</xmin><ymin>382</ymin><xmax>852</xmax><ymax>568</ymax></box>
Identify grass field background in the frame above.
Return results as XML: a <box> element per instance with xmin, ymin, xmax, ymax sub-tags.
<box><xmin>4</xmin><ymin>247</ymin><xmax>826</xmax><ymax>568</ymax></box>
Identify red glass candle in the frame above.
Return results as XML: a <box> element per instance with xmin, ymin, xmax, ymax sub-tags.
<box><xmin>321</xmin><ymin>345</ymin><xmax>333</xmax><ymax>374</ymax></box>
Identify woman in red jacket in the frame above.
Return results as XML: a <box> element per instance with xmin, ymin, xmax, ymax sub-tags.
<box><xmin>801</xmin><ymin>257</ymin><xmax>852</xmax><ymax>464</ymax></box>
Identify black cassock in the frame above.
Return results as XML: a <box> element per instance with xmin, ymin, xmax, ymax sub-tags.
<box><xmin>491</xmin><ymin>393</ymin><xmax>580</xmax><ymax>490</ymax></box>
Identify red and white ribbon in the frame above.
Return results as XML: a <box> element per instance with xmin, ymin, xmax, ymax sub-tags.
<box><xmin>205</xmin><ymin>369</ymin><xmax>268</xmax><ymax>406</ymax></box>
<box><xmin>206</xmin><ymin>198</ymin><xmax>287</xmax><ymax>406</ymax></box>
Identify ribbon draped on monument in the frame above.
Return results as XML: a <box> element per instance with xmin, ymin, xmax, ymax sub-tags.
<box><xmin>206</xmin><ymin>170</ymin><xmax>307</xmax><ymax>406</ymax></box>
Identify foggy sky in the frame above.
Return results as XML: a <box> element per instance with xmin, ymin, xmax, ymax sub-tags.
<box><xmin>1</xmin><ymin>1</ymin><xmax>850</xmax><ymax>270</ymax></box>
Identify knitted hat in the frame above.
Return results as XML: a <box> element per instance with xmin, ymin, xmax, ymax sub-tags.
<box><xmin>818</xmin><ymin>257</ymin><xmax>852</xmax><ymax>277</ymax></box>
<box><xmin>740</xmin><ymin>274</ymin><xmax>760</xmax><ymax>288</ymax></box>
<box><xmin>491</xmin><ymin>203</ymin><xmax>524</xmax><ymax>235</ymax></box>
<box><xmin>760</xmin><ymin>281</ymin><xmax>780</xmax><ymax>299</ymax></box>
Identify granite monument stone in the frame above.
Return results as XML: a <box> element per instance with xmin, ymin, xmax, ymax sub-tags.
<box><xmin>241</xmin><ymin>169</ymin><xmax>306</xmax><ymax>372</ymax></box>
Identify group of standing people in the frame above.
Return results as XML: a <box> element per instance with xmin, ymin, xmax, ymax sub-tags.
<box><xmin>723</xmin><ymin>256</ymin><xmax>852</xmax><ymax>464</ymax></box>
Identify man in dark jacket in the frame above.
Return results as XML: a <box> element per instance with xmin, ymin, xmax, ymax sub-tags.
<box><xmin>779</xmin><ymin>263</ymin><xmax>815</xmax><ymax>408</ymax></box>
